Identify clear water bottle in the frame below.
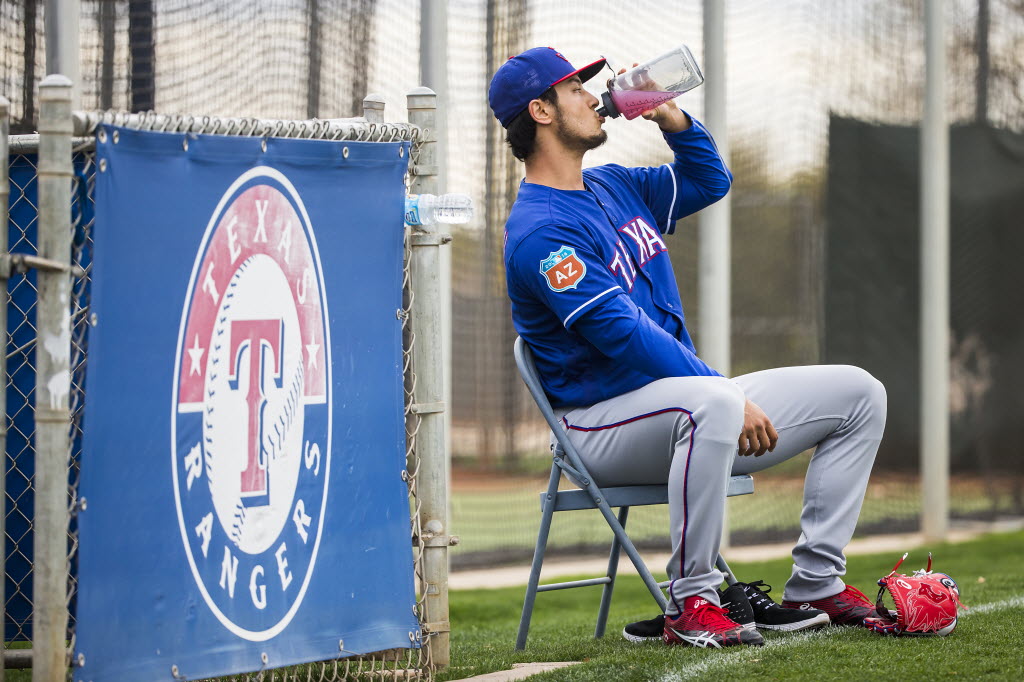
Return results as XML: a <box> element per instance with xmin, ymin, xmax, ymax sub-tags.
<box><xmin>405</xmin><ymin>193</ymin><xmax>474</xmax><ymax>225</ymax></box>
<box><xmin>596</xmin><ymin>45</ymin><xmax>705</xmax><ymax>121</ymax></box>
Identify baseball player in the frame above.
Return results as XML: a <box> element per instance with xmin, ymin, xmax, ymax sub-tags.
<box><xmin>488</xmin><ymin>47</ymin><xmax>888</xmax><ymax>649</ymax></box>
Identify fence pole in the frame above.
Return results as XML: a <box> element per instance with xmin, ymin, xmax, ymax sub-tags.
<box><xmin>44</xmin><ymin>0</ymin><xmax>81</xmax><ymax>109</ymax></box>
<box><xmin>921</xmin><ymin>0</ymin><xmax>950</xmax><ymax>543</ymax></box>
<box><xmin>406</xmin><ymin>86</ymin><xmax>451</xmax><ymax>667</ymax></box>
<box><xmin>362</xmin><ymin>94</ymin><xmax>385</xmax><ymax>124</ymax></box>
<box><xmin>33</xmin><ymin>75</ymin><xmax>74</xmax><ymax>682</ymax></box>
<box><xmin>702</xmin><ymin>0</ymin><xmax>732</xmax><ymax>550</ymax></box>
<box><xmin>418</xmin><ymin>0</ymin><xmax>453</xmax><ymax>499</ymax></box>
<box><xmin>0</xmin><ymin>94</ymin><xmax>10</xmax><ymax>682</ymax></box>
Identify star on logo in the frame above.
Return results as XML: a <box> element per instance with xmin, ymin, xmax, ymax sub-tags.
<box><xmin>305</xmin><ymin>337</ymin><xmax>320</xmax><ymax>370</ymax></box>
<box><xmin>187</xmin><ymin>334</ymin><xmax>205</xmax><ymax>376</ymax></box>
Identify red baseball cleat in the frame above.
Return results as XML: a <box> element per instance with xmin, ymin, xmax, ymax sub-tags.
<box><xmin>782</xmin><ymin>585</ymin><xmax>876</xmax><ymax>626</ymax></box>
<box><xmin>662</xmin><ymin>596</ymin><xmax>764</xmax><ymax>648</ymax></box>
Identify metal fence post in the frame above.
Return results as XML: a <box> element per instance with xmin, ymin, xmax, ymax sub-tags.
<box><xmin>406</xmin><ymin>86</ymin><xmax>451</xmax><ymax>667</ymax></box>
<box><xmin>0</xmin><ymin>94</ymin><xmax>10</xmax><ymax>682</ymax></box>
<box><xmin>921</xmin><ymin>0</ymin><xmax>950</xmax><ymax>543</ymax></box>
<box><xmin>418</xmin><ymin>1</ymin><xmax>453</xmax><ymax>499</ymax></box>
<box><xmin>44</xmin><ymin>0</ymin><xmax>81</xmax><ymax>110</ymax></box>
<box><xmin>702</xmin><ymin>0</ymin><xmax>733</xmax><ymax>552</ymax></box>
<box><xmin>34</xmin><ymin>75</ymin><xmax>74</xmax><ymax>682</ymax></box>
<box><xmin>362</xmin><ymin>93</ymin><xmax>385</xmax><ymax>124</ymax></box>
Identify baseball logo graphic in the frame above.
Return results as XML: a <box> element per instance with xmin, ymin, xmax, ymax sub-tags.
<box><xmin>171</xmin><ymin>167</ymin><xmax>331</xmax><ymax>641</ymax></box>
<box><xmin>540</xmin><ymin>245</ymin><xmax>587</xmax><ymax>292</ymax></box>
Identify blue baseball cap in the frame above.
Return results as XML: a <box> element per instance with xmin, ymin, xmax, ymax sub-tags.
<box><xmin>488</xmin><ymin>47</ymin><xmax>607</xmax><ymax>128</ymax></box>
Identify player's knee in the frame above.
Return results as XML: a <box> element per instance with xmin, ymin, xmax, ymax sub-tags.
<box><xmin>691</xmin><ymin>378</ymin><xmax>746</xmax><ymax>441</ymax></box>
<box><xmin>851</xmin><ymin>366</ymin><xmax>886</xmax><ymax>409</ymax></box>
<box><xmin>864</xmin><ymin>372</ymin><xmax>887</xmax><ymax>431</ymax></box>
<box><xmin>866</xmin><ymin>371</ymin><xmax>887</xmax><ymax>413</ymax></box>
<box><xmin>841</xmin><ymin>365</ymin><xmax>887</xmax><ymax>432</ymax></box>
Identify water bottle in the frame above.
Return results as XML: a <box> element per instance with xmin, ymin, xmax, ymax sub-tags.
<box><xmin>596</xmin><ymin>45</ymin><xmax>704</xmax><ymax>121</ymax></box>
<box><xmin>405</xmin><ymin>193</ymin><xmax>474</xmax><ymax>225</ymax></box>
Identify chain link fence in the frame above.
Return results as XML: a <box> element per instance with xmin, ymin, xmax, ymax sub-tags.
<box><xmin>4</xmin><ymin>104</ymin><xmax>439</xmax><ymax>678</ymax></box>
<box><xmin>4</xmin><ymin>148</ymin><xmax>41</xmax><ymax>644</ymax></box>
<box><xmin>66</xmin><ymin>141</ymin><xmax>95</xmax><ymax>661</ymax></box>
<box><xmin>0</xmin><ymin>144</ymin><xmax>80</xmax><ymax>677</ymax></box>
<box><xmin>2</xmin><ymin>141</ymin><xmax>94</xmax><ymax>649</ymax></box>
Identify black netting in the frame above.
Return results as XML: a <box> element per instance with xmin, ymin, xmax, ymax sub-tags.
<box><xmin>446</xmin><ymin>0</ymin><xmax>1024</xmax><ymax>566</ymax></box>
<box><xmin>1</xmin><ymin>0</ymin><xmax>413</xmax><ymax>131</ymax></box>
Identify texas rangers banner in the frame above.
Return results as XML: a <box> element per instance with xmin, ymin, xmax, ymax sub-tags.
<box><xmin>74</xmin><ymin>126</ymin><xmax>418</xmax><ymax>681</ymax></box>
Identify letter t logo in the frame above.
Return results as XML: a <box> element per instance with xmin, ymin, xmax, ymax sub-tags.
<box><xmin>229</xmin><ymin>319</ymin><xmax>284</xmax><ymax>507</ymax></box>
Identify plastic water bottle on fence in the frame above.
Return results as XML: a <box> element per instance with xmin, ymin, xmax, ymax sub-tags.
<box><xmin>596</xmin><ymin>45</ymin><xmax>704</xmax><ymax>121</ymax></box>
<box><xmin>405</xmin><ymin>193</ymin><xmax>474</xmax><ymax>226</ymax></box>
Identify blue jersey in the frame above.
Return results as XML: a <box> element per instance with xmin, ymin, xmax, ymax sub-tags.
<box><xmin>503</xmin><ymin>117</ymin><xmax>732</xmax><ymax>408</ymax></box>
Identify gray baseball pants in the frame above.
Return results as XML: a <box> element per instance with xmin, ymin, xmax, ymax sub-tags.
<box><xmin>554</xmin><ymin>365</ymin><xmax>886</xmax><ymax>614</ymax></box>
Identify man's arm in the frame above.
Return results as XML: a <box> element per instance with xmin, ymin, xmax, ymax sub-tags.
<box><xmin>572</xmin><ymin>293</ymin><xmax>721</xmax><ymax>380</ymax></box>
<box><xmin>639</xmin><ymin>105</ymin><xmax>778</xmax><ymax>454</ymax></box>
<box><xmin>625</xmin><ymin>101</ymin><xmax>732</xmax><ymax>234</ymax></box>
<box><xmin>509</xmin><ymin>225</ymin><xmax>719</xmax><ymax>379</ymax></box>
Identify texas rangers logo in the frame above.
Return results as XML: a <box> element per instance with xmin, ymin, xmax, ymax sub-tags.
<box><xmin>171</xmin><ymin>167</ymin><xmax>331</xmax><ymax>641</ymax></box>
<box><xmin>540</xmin><ymin>246</ymin><xmax>587</xmax><ymax>292</ymax></box>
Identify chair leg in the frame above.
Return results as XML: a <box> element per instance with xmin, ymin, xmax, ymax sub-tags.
<box><xmin>591</xmin><ymin>495</ymin><xmax>668</xmax><ymax>612</ymax></box>
<box><xmin>516</xmin><ymin>464</ymin><xmax>562</xmax><ymax>650</ymax></box>
<box><xmin>716</xmin><ymin>554</ymin><xmax>738</xmax><ymax>586</ymax></box>
<box><xmin>595</xmin><ymin>506</ymin><xmax>629</xmax><ymax>638</ymax></box>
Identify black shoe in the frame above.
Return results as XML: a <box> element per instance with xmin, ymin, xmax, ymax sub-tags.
<box><xmin>719</xmin><ymin>583</ymin><xmax>757</xmax><ymax>631</ymax></box>
<box><xmin>741</xmin><ymin>580</ymin><xmax>830</xmax><ymax>631</ymax></box>
<box><xmin>622</xmin><ymin>614</ymin><xmax>664</xmax><ymax>643</ymax></box>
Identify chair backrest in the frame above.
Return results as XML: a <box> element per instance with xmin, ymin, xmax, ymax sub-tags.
<box><xmin>514</xmin><ymin>336</ymin><xmax>594</xmax><ymax>481</ymax></box>
<box><xmin>513</xmin><ymin>336</ymin><xmax>565</xmax><ymax>435</ymax></box>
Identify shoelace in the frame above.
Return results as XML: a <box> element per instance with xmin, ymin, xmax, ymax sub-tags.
<box><xmin>741</xmin><ymin>580</ymin><xmax>775</xmax><ymax>609</ymax></box>
<box><xmin>692</xmin><ymin>601</ymin><xmax>741</xmax><ymax>631</ymax></box>
<box><xmin>838</xmin><ymin>584</ymin><xmax>873</xmax><ymax>606</ymax></box>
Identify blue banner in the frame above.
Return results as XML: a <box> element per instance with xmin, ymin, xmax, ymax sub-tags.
<box><xmin>75</xmin><ymin>127</ymin><xmax>418</xmax><ymax>681</ymax></box>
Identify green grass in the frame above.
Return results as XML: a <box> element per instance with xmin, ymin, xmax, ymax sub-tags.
<box><xmin>450</xmin><ymin>458</ymin><xmax>1022</xmax><ymax>560</ymax></box>
<box><xmin>439</xmin><ymin>529</ymin><xmax>1024</xmax><ymax>681</ymax></box>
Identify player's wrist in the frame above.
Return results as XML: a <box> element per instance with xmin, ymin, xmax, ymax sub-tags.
<box><xmin>656</xmin><ymin>107</ymin><xmax>691</xmax><ymax>133</ymax></box>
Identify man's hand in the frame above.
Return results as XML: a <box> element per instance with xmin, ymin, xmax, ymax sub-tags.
<box><xmin>641</xmin><ymin>101</ymin><xmax>691</xmax><ymax>132</ymax></box>
<box><xmin>614</xmin><ymin>64</ymin><xmax>692</xmax><ymax>133</ymax></box>
<box><xmin>738</xmin><ymin>399</ymin><xmax>778</xmax><ymax>457</ymax></box>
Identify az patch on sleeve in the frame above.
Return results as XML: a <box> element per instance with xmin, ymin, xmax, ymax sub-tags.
<box><xmin>540</xmin><ymin>246</ymin><xmax>587</xmax><ymax>292</ymax></box>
